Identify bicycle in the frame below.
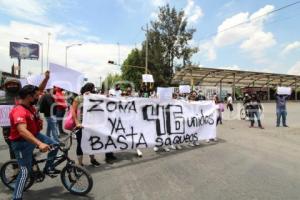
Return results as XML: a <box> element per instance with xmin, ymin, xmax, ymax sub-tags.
<box><xmin>0</xmin><ymin>128</ymin><xmax>93</xmax><ymax>196</ymax></box>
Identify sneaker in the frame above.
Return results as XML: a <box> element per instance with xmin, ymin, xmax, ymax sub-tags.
<box><xmin>259</xmin><ymin>126</ymin><xmax>265</xmax><ymax>129</ymax></box>
<box><xmin>170</xmin><ymin>145</ymin><xmax>176</xmax><ymax>150</ymax></box>
<box><xmin>136</xmin><ymin>149</ymin><xmax>143</xmax><ymax>157</ymax></box>
<box><xmin>153</xmin><ymin>147</ymin><xmax>159</xmax><ymax>152</ymax></box>
<box><xmin>283</xmin><ymin>125</ymin><xmax>288</xmax><ymax>127</ymax></box>
<box><xmin>176</xmin><ymin>145</ymin><xmax>182</xmax><ymax>150</ymax></box>
<box><xmin>189</xmin><ymin>143</ymin><xmax>195</xmax><ymax>147</ymax></box>
<box><xmin>90</xmin><ymin>159</ymin><xmax>101</xmax><ymax>167</ymax></box>
<box><xmin>249</xmin><ymin>125</ymin><xmax>254</xmax><ymax>128</ymax></box>
<box><xmin>194</xmin><ymin>141</ymin><xmax>200</xmax><ymax>146</ymax></box>
<box><xmin>163</xmin><ymin>147</ymin><xmax>170</xmax><ymax>152</ymax></box>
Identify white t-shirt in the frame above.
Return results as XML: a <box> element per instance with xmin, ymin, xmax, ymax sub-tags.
<box><xmin>227</xmin><ymin>96</ymin><xmax>233</xmax><ymax>104</ymax></box>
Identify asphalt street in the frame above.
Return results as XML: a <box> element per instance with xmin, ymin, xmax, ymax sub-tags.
<box><xmin>0</xmin><ymin>102</ymin><xmax>300</xmax><ymax>200</ymax></box>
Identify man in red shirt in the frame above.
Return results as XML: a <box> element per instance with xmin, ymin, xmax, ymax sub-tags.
<box><xmin>9</xmin><ymin>71</ymin><xmax>59</xmax><ymax>200</ymax></box>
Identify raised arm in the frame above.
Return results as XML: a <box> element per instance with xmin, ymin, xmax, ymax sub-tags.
<box><xmin>38</xmin><ymin>71</ymin><xmax>50</xmax><ymax>92</ymax></box>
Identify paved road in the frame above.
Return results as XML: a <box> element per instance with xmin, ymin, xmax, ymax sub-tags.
<box><xmin>1</xmin><ymin>102</ymin><xmax>300</xmax><ymax>200</ymax></box>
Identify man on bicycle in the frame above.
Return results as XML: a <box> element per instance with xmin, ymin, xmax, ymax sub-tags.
<box><xmin>9</xmin><ymin>71</ymin><xmax>60</xmax><ymax>200</ymax></box>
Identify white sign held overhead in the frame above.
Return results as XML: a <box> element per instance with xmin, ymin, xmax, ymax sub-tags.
<box><xmin>49</xmin><ymin>63</ymin><xmax>85</xmax><ymax>94</ymax></box>
<box><xmin>277</xmin><ymin>87</ymin><xmax>291</xmax><ymax>95</ymax></box>
<box><xmin>81</xmin><ymin>95</ymin><xmax>217</xmax><ymax>154</ymax></box>
<box><xmin>157</xmin><ymin>87</ymin><xmax>173</xmax><ymax>100</ymax></box>
<box><xmin>27</xmin><ymin>75</ymin><xmax>52</xmax><ymax>89</ymax></box>
<box><xmin>142</xmin><ymin>74</ymin><xmax>154</xmax><ymax>83</ymax></box>
<box><xmin>179</xmin><ymin>85</ymin><xmax>191</xmax><ymax>94</ymax></box>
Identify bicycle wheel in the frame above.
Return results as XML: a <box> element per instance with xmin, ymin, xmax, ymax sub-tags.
<box><xmin>240</xmin><ymin>108</ymin><xmax>246</xmax><ymax>120</ymax></box>
<box><xmin>0</xmin><ymin>160</ymin><xmax>34</xmax><ymax>191</ymax></box>
<box><xmin>60</xmin><ymin>164</ymin><xmax>93</xmax><ymax>195</ymax></box>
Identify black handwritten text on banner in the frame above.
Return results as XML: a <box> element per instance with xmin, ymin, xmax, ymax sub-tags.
<box><xmin>82</xmin><ymin>95</ymin><xmax>217</xmax><ymax>154</ymax></box>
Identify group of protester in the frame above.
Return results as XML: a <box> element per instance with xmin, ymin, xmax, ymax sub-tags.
<box><xmin>0</xmin><ymin>70</ymin><xmax>290</xmax><ymax>200</ymax></box>
<box><xmin>242</xmin><ymin>93</ymin><xmax>289</xmax><ymax>129</ymax></box>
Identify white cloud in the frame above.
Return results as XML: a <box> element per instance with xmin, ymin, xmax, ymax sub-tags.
<box><xmin>200</xmin><ymin>5</ymin><xmax>276</xmax><ymax>61</ymax></box>
<box><xmin>152</xmin><ymin>0</ymin><xmax>168</xmax><ymax>7</ymax></box>
<box><xmin>184</xmin><ymin>0</ymin><xmax>204</xmax><ymax>24</ymax></box>
<box><xmin>240</xmin><ymin>31</ymin><xmax>276</xmax><ymax>57</ymax></box>
<box><xmin>219</xmin><ymin>65</ymin><xmax>241</xmax><ymax>70</ymax></box>
<box><xmin>282</xmin><ymin>41</ymin><xmax>300</xmax><ymax>55</ymax></box>
<box><xmin>198</xmin><ymin>41</ymin><xmax>216</xmax><ymax>61</ymax></box>
<box><xmin>288</xmin><ymin>61</ymin><xmax>300</xmax><ymax>75</ymax></box>
<box><xmin>0</xmin><ymin>0</ymin><xmax>48</xmax><ymax>23</ymax></box>
<box><xmin>0</xmin><ymin>21</ymin><xmax>134</xmax><ymax>85</ymax></box>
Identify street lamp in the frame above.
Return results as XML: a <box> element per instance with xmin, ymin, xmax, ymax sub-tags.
<box><xmin>65</xmin><ymin>43</ymin><xmax>82</xmax><ymax>67</ymax></box>
<box><xmin>24</xmin><ymin>37</ymin><xmax>43</xmax><ymax>74</ymax></box>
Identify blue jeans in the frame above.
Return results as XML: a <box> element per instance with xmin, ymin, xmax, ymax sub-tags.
<box><xmin>45</xmin><ymin>116</ymin><xmax>59</xmax><ymax>142</ymax></box>
<box><xmin>249</xmin><ymin>110</ymin><xmax>262</xmax><ymax>127</ymax></box>
<box><xmin>11</xmin><ymin>133</ymin><xmax>58</xmax><ymax>200</ymax></box>
<box><xmin>276</xmin><ymin>109</ymin><xmax>287</xmax><ymax>126</ymax></box>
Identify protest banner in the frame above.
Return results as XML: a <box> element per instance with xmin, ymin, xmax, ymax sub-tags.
<box><xmin>157</xmin><ymin>87</ymin><xmax>173</xmax><ymax>100</ymax></box>
<box><xmin>179</xmin><ymin>85</ymin><xmax>191</xmax><ymax>94</ymax></box>
<box><xmin>0</xmin><ymin>105</ymin><xmax>14</xmax><ymax>127</ymax></box>
<box><xmin>49</xmin><ymin>63</ymin><xmax>85</xmax><ymax>94</ymax></box>
<box><xmin>142</xmin><ymin>74</ymin><xmax>154</xmax><ymax>83</ymax></box>
<box><xmin>277</xmin><ymin>87</ymin><xmax>291</xmax><ymax>95</ymax></box>
<box><xmin>27</xmin><ymin>74</ymin><xmax>52</xmax><ymax>89</ymax></box>
<box><xmin>81</xmin><ymin>95</ymin><xmax>217</xmax><ymax>154</ymax></box>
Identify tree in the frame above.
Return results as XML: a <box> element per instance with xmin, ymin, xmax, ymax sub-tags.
<box><xmin>149</xmin><ymin>4</ymin><xmax>198</xmax><ymax>85</ymax></box>
<box><xmin>102</xmin><ymin>73</ymin><xmax>122</xmax><ymax>91</ymax></box>
<box><xmin>121</xmin><ymin>48</ymin><xmax>144</xmax><ymax>90</ymax></box>
<box><xmin>121</xmin><ymin>4</ymin><xmax>197</xmax><ymax>87</ymax></box>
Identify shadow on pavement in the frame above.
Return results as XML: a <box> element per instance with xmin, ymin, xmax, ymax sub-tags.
<box><xmin>85</xmin><ymin>139</ymin><xmax>225</xmax><ymax>174</ymax></box>
<box><xmin>23</xmin><ymin>186</ymin><xmax>95</xmax><ymax>200</ymax></box>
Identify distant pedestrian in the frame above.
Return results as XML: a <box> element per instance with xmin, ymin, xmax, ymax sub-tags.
<box><xmin>215</xmin><ymin>96</ymin><xmax>224</xmax><ymax>125</ymax></box>
<box><xmin>39</xmin><ymin>89</ymin><xmax>59</xmax><ymax>142</ymax></box>
<box><xmin>276</xmin><ymin>94</ymin><xmax>289</xmax><ymax>127</ymax></box>
<box><xmin>249</xmin><ymin>94</ymin><xmax>264</xmax><ymax>129</ymax></box>
<box><xmin>53</xmin><ymin>86</ymin><xmax>68</xmax><ymax>136</ymax></box>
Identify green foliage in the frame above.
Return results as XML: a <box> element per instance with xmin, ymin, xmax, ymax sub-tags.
<box><xmin>102</xmin><ymin>73</ymin><xmax>122</xmax><ymax>91</ymax></box>
<box><xmin>121</xmin><ymin>48</ymin><xmax>144</xmax><ymax>90</ymax></box>
<box><xmin>121</xmin><ymin>4</ymin><xmax>198</xmax><ymax>87</ymax></box>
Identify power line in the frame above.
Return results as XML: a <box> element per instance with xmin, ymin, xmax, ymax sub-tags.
<box><xmin>199</xmin><ymin>1</ymin><xmax>300</xmax><ymax>41</ymax></box>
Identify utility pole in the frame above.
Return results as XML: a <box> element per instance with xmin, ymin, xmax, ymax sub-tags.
<box><xmin>142</xmin><ymin>24</ymin><xmax>148</xmax><ymax>74</ymax></box>
<box><xmin>117</xmin><ymin>42</ymin><xmax>120</xmax><ymax>66</ymax></box>
<box><xmin>47</xmin><ymin>32</ymin><xmax>51</xmax><ymax>69</ymax></box>
<box><xmin>100</xmin><ymin>76</ymin><xmax>102</xmax><ymax>90</ymax></box>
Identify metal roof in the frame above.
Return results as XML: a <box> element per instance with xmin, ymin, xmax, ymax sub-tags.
<box><xmin>172</xmin><ymin>66</ymin><xmax>300</xmax><ymax>88</ymax></box>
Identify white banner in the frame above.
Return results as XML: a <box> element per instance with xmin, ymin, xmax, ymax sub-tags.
<box><xmin>277</xmin><ymin>87</ymin><xmax>291</xmax><ymax>95</ymax></box>
<box><xmin>0</xmin><ymin>105</ymin><xmax>14</xmax><ymax>127</ymax></box>
<box><xmin>81</xmin><ymin>95</ymin><xmax>217</xmax><ymax>154</ymax></box>
<box><xmin>142</xmin><ymin>74</ymin><xmax>154</xmax><ymax>83</ymax></box>
<box><xmin>157</xmin><ymin>87</ymin><xmax>173</xmax><ymax>100</ymax></box>
<box><xmin>27</xmin><ymin>74</ymin><xmax>52</xmax><ymax>89</ymax></box>
<box><xmin>49</xmin><ymin>63</ymin><xmax>85</xmax><ymax>94</ymax></box>
<box><xmin>179</xmin><ymin>85</ymin><xmax>191</xmax><ymax>94</ymax></box>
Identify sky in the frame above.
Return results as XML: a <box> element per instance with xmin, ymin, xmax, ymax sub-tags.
<box><xmin>0</xmin><ymin>0</ymin><xmax>299</xmax><ymax>85</ymax></box>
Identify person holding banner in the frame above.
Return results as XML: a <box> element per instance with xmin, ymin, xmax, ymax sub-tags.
<box><xmin>124</xmin><ymin>85</ymin><xmax>143</xmax><ymax>157</ymax></box>
<box><xmin>72</xmin><ymin>83</ymin><xmax>101</xmax><ymax>167</ymax></box>
<box><xmin>188</xmin><ymin>91</ymin><xmax>200</xmax><ymax>146</ymax></box>
<box><xmin>276</xmin><ymin>94</ymin><xmax>289</xmax><ymax>127</ymax></box>
<box><xmin>0</xmin><ymin>78</ymin><xmax>22</xmax><ymax>160</ymax></box>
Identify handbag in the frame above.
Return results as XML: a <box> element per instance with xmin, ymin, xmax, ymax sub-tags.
<box><xmin>64</xmin><ymin>108</ymin><xmax>76</xmax><ymax>131</ymax></box>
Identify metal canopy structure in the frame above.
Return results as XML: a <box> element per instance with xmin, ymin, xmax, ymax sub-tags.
<box><xmin>172</xmin><ymin>66</ymin><xmax>300</xmax><ymax>100</ymax></box>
